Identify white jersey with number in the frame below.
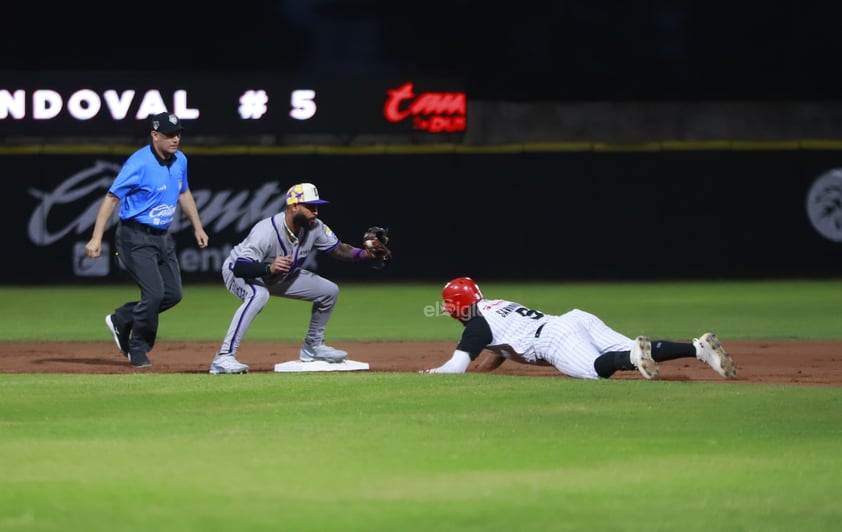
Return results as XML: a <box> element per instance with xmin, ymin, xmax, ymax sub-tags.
<box><xmin>474</xmin><ymin>299</ymin><xmax>634</xmax><ymax>379</ymax></box>
<box><xmin>475</xmin><ymin>299</ymin><xmax>550</xmax><ymax>362</ymax></box>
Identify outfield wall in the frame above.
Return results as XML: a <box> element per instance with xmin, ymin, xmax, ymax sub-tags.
<box><xmin>6</xmin><ymin>146</ymin><xmax>842</xmax><ymax>284</ymax></box>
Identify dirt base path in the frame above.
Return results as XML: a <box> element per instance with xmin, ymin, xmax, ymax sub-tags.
<box><xmin>1</xmin><ymin>340</ymin><xmax>840</xmax><ymax>387</ymax></box>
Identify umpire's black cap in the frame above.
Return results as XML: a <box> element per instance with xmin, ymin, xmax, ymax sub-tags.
<box><xmin>150</xmin><ymin>112</ymin><xmax>184</xmax><ymax>134</ymax></box>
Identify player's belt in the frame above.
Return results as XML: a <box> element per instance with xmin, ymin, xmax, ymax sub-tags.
<box><xmin>121</xmin><ymin>219</ymin><xmax>168</xmax><ymax>236</ymax></box>
<box><xmin>534</xmin><ymin>324</ymin><xmax>545</xmax><ymax>338</ymax></box>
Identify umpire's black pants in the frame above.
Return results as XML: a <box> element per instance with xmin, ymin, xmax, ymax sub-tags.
<box><xmin>112</xmin><ymin>220</ymin><xmax>183</xmax><ymax>358</ymax></box>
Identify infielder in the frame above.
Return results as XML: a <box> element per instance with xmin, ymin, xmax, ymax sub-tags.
<box><xmin>420</xmin><ymin>277</ymin><xmax>737</xmax><ymax>380</ymax></box>
<box><xmin>209</xmin><ymin>183</ymin><xmax>391</xmax><ymax>374</ymax></box>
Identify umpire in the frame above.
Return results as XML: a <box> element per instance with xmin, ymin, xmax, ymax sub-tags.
<box><xmin>86</xmin><ymin>112</ymin><xmax>209</xmax><ymax>368</ymax></box>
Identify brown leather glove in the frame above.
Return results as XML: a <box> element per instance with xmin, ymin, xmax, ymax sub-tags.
<box><xmin>363</xmin><ymin>226</ymin><xmax>391</xmax><ymax>269</ymax></box>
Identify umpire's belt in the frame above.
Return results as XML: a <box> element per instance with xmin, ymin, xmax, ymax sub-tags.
<box><xmin>534</xmin><ymin>324</ymin><xmax>545</xmax><ymax>338</ymax></box>
<box><xmin>121</xmin><ymin>219</ymin><xmax>168</xmax><ymax>236</ymax></box>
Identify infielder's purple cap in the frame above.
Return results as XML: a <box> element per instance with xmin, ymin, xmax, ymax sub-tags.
<box><xmin>286</xmin><ymin>183</ymin><xmax>329</xmax><ymax>205</ymax></box>
<box><xmin>150</xmin><ymin>112</ymin><xmax>184</xmax><ymax>134</ymax></box>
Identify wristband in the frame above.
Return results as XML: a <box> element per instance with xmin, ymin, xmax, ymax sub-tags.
<box><xmin>351</xmin><ymin>247</ymin><xmax>369</xmax><ymax>261</ymax></box>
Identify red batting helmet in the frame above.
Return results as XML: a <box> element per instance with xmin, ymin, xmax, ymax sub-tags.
<box><xmin>442</xmin><ymin>277</ymin><xmax>483</xmax><ymax>319</ymax></box>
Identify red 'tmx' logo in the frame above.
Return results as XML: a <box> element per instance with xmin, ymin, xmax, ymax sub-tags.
<box><xmin>383</xmin><ymin>82</ymin><xmax>466</xmax><ymax>133</ymax></box>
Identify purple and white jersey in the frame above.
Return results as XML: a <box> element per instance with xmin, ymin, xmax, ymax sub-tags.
<box><xmin>226</xmin><ymin>214</ymin><xmax>340</xmax><ymax>283</ymax></box>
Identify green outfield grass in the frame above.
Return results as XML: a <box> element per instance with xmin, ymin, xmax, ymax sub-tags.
<box><xmin>1</xmin><ymin>280</ymin><xmax>841</xmax><ymax>531</ymax></box>
<box><xmin>2</xmin><ymin>373</ymin><xmax>840</xmax><ymax>531</ymax></box>
<box><xmin>1</xmin><ymin>279</ymin><xmax>841</xmax><ymax>342</ymax></box>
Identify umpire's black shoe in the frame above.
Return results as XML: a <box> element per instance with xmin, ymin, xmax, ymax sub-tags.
<box><xmin>105</xmin><ymin>314</ymin><xmax>130</xmax><ymax>358</ymax></box>
<box><xmin>129</xmin><ymin>351</ymin><xmax>152</xmax><ymax>368</ymax></box>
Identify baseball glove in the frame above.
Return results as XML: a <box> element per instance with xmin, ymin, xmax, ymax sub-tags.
<box><xmin>363</xmin><ymin>226</ymin><xmax>391</xmax><ymax>269</ymax></box>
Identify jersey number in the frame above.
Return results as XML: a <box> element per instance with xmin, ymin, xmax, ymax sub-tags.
<box><xmin>515</xmin><ymin>307</ymin><xmax>544</xmax><ymax>320</ymax></box>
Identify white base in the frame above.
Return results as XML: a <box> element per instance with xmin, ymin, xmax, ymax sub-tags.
<box><xmin>273</xmin><ymin>359</ymin><xmax>370</xmax><ymax>373</ymax></box>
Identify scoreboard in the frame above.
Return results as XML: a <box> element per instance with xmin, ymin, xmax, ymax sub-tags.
<box><xmin>0</xmin><ymin>71</ymin><xmax>466</xmax><ymax>137</ymax></box>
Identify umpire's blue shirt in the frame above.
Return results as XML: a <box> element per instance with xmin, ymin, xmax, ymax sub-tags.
<box><xmin>109</xmin><ymin>145</ymin><xmax>189</xmax><ymax>229</ymax></box>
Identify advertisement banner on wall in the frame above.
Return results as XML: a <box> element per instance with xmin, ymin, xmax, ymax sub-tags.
<box><xmin>0</xmin><ymin>71</ymin><xmax>466</xmax><ymax>137</ymax></box>
<box><xmin>4</xmin><ymin>150</ymin><xmax>842</xmax><ymax>285</ymax></box>
<box><xmin>19</xmin><ymin>156</ymin><xmax>288</xmax><ymax>284</ymax></box>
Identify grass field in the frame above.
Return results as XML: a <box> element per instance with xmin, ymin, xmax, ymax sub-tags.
<box><xmin>1</xmin><ymin>280</ymin><xmax>841</xmax><ymax>531</ymax></box>
<box><xmin>1</xmin><ymin>279</ymin><xmax>840</xmax><ymax>342</ymax></box>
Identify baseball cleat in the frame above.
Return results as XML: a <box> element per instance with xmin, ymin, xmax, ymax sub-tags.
<box><xmin>105</xmin><ymin>314</ymin><xmax>130</xmax><ymax>358</ymax></box>
<box><xmin>209</xmin><ymin>354</ymin><xmax>249</xmax><ymax>375</ymax></box>
<box><xmin>300</xmin><ymin>343</ymin><xmax>348</xmax><ymax>363</ymax></box>
<box><xmin>129</xmin><ymin>351</ymin><xmax>152</xmax><ymax>368</ymax></box>
<box><xmin>693</xmin><ymin>333</ymin><xmax>736</xmax><ymax>379</ymax></box>
<box><xmin>630</xmin><ymin>336</ymin><xmax>659</xmax><ymax>380</ymax></box>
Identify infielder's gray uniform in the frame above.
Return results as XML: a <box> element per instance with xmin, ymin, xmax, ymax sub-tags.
<box><xmin>458</xmin><ymin>299</ymin><xmax>633</xmax><ymax>379</ymax></box>
<box><xmin>219</xmin><ymin>214</ymin><xmax>341</xmax><ymax>356</ymax></box>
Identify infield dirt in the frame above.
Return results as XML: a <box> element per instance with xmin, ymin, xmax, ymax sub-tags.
<box><xmin>0</xmin><ymin>340</ymin><xmax>840</xmax><ymax>387</ymax></box>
